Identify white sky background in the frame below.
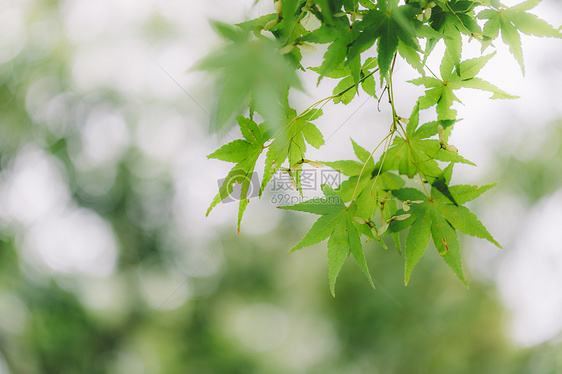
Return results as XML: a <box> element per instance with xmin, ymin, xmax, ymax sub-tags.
<box><xmin>1</xmin><ymin>0</ymin><xmax>562</xmax><ymax>351</ymax></box>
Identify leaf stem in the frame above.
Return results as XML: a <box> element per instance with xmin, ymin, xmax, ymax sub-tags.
<box><xmin>334</xmin><ymin>68</ymin><xmax>380</xmax><ymax>98</ymax></box>
<box><xmin>347</xmin><ymin>132</ymin><xmax>393</xmax><ymax>212</ymax></box>
<box><xmin>281</xmin><ymin>0</ymin><xmax>314</xmax><ymax>46</ymax></box>
<box><xmin>266</xmin><ymin>67</ymin><xmax>381</xmax><ymax>148</ymax></box>
<box><xmin>348</xmin><ymin>56</ymin><xmax>399</xmax><ymax>208</ymax></box>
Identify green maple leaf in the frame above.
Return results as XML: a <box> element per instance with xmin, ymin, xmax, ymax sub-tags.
<box><xmin>333</xmin><ymin>76</ymin><xmax>358</xmax><ymax>105</ymax></box>
<box><xmin>349</xmin><ymin>0</ymin><xmax>421</xmax><ymax>77</ymax></box>
<box><xmin>323</xmin><ymin>139</ymin><xmax>405</xmax><ymax>249</ymax></box>
<box><xmin>430</xmin><ymin>0</ymin><xmax>481</xmax><ymax>35</ymax></box>
<box><xmin>260</xmin><ymin>108</ymin><xmax>325</xmax><ymax>196</ymax></box>
<box><xmin>236</xmin><ymin>14</ymin><xmax>277</xmax><ymax>33</ymax></box>
<box><xmin>428</xmin><ymin>0</ymin><xmax>482</xmax><ymax>71</ymax></box>
<box><xmin>265</xmin><ymin>0</ymin><xmax>311</xmax><ymax>59</ymax></box>
<box><xmin>323</xmin><ymin>139</ymin><xmax>375</xmax><ymax>202</ymax></box>
<box><xmin>207</xmin><ymin>117</ymin><xmax>269</xmax><ymax>231</ymax></box>
<box><xmin>323</xmin><ymin>138</ymin><xmax>404</xmax><ymax>202</ymax></box>
<box><xmin>377</xmin><ymin>105</ymin><xmax>472</xmax><ymax>184</ymax></box>
<box><xmin>301</xmin><ymin>14</ymin><xmax>362</xmax><ymax>82</ymax></box>
<box><xmin>279</xmin><ymin>185</ymin><xmax>375</xmax><ymax>296</ymax></box>
<box><xmin>359</xmin><ymin>0</ymin><xmax>376</xmax><ymax>9</ymax></box>
<box><xmin>410</xmin><ymin>52</ymin><xmax>517</xmax><ymax>120</ymax></box>
<box><xmin>196</xmin><ymin>26</ymin><xmax>301</xmax><ymax>130</ymax></box>
<box><xmin>398</xmin><ymin>40</ymin><xmax>425</xmax><ymax>75</ymax></box>
<box><xmin>390</xmin><ymin>182</ymin><xmax>501</xmax><ymax>286</ymax></box>
<box><xmin>311</xmin><ymin>57</ymin><xmax>379</xmax><ymax>105</ymax></box>
<box><xmin>322</xmin><ymin>159</ymin><xmax>365</xmax><ymax>177</ymax></box>
<box><xmin>403</xmin><ymin>202</ymin><xmax>432</xmax><ymax>284</ymax></box>
<box><xmin>478</xmin><ymin>0</ymin><xmax>562</xmax><ymax>74</ymax></box>
<box><xmin>433</xmin><ymin>182</ymin><xmax>497</xmax><ymax>205</ymax></box>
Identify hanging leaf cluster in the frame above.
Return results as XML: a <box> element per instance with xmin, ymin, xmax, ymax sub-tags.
<box><xmin>201</xmin><ymin>0</ymin><xmax>561</xmax><ymax>295</ymax></box>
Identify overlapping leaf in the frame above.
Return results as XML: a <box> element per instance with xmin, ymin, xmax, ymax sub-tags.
<box><xmin>323</xmin><ymin>139</ymin><xmax>404</xmax><ymax>203</ymax></box>
<box><xmin>389</xmin><ymin>181</ymin><xmax>500</xmax><ymax>285</ymax></box>
<box><xmin>376</xmin><ymin>105</ymin><xmax>472</xmax><ymax>184</ymax></box>
<box><xmin>207</xmin><ymin>116</ymin><xmax>269</xmax><ymax>231</ymax></box>
<box><xmin>260</xmin><ymin>108</ymin><xmax>325</xmax><ymax>196</ymax></box>
<box><xmin>301</xmin><ymin>13</ymin><xmax>361</xmax><ymax>82</ymax></box>
<box><xmin>427</xmin><ymin>0</ymin><xmax>481</xmax><ymax>71</ymax></box>
<box><xmin>310</xmin><ymin>57</ymin><xmax>378</xmax><ymax>105</ymax></box>
<box><xmin>279</xmin><ymin>185</ymin><xmax>374</xmax><ymax>296</ymax></box>
<box><xmin>196</xmin><ymin>23</ymin><xmax>301</xmax><ymax>130</ymax></box>
<box><xmin>323</xmin><ymin>139</ymin><xmax>405</xmax><ymax>248</ymax></box>
<box><xmin>410</xmin><ymin>52</ymin><xmax>517</xmax><ymax>120</ymax></box>
<box><xmin>349</xmin><ymin>0</ymin><xmax>421</xmax><ymax>76</ymax></box>
<box><xmin>478</xmin><ymin>0</ymin><xmax>562</xmax><ymax>74</ymax></box>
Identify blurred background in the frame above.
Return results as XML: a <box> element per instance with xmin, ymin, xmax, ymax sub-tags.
<box><xmin>1</xmin><ymin>0</ymin><xmax>562</xmax><ymax>373</ymax></box>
